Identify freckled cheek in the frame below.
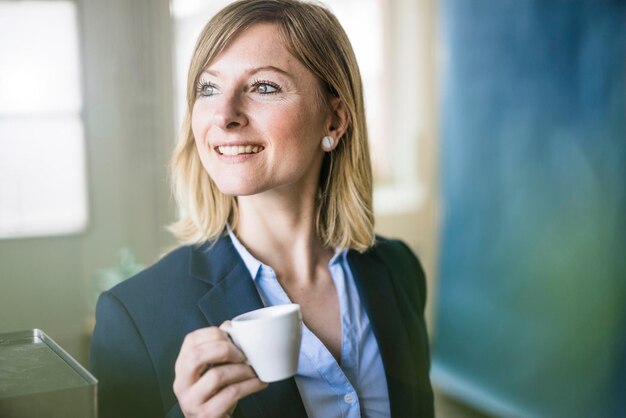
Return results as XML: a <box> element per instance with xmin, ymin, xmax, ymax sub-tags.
<box><xmin>265</xmin><ymin>108</ymin><xmax>317</xmax><ymax>145</ymax></box>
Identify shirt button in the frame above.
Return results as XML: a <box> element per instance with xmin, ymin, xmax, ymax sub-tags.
<box><xmin>344</xmin><ymin>393</ymin><xmax>355</xmax><ymax>404</ymax></box>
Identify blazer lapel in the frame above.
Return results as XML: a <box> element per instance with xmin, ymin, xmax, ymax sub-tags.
<box><xmin>190</xmin><ymin>236</ymin><xmax>308</xmax><ymax>418</ymax></box>
<box><xmin>348</xmin><ymin>248</ymin><xmax>420</xmax><ymax>416</ymax></box>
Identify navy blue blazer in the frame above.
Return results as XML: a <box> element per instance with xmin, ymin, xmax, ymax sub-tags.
<box><xmin>89</xmin><ymin>235</ymin><xmax>433</xmax><ymax>417</ymax></box>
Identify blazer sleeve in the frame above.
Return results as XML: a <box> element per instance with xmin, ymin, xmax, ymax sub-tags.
<box><xmin>90</xmin><ymin>291</ymin><xmax>164</xmax><ymax>418</ymax></box>
<box><xmin>397</xmin><ymin>240</ymin><xmax>428</xmax><ymax>316</ymax></box>
<box><xmin>378</xmin><ymin>238</ymin><xmax>428</xmax><ymax>320</ymax></box>
<box><xmin>388</xmin><ymin>239</ymin><xmax>434</xmax><ymax>417</ymax></box>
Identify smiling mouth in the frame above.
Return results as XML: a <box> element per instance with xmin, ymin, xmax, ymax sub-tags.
<box><xmin>216</xmin><ymin>145</ymin><xmax>265</xmax><ymax>156</ymax></box>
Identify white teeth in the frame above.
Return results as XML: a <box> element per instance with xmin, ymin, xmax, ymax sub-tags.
<box><xmin>217</xmin><ymin>145</ymin><xmax>264</xmax><ymax>156</ymax></box>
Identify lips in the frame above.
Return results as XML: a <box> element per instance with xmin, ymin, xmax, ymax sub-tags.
<box><xmin>216</xmin><ymin>145</ymin><xmax>264</xmax><ymax>156</ymax></box>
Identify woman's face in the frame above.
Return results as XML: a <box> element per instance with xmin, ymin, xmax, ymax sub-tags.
<box><xmin>191</xmin><ymin>23</ymin><xmax>331</xmax><ymax>197</ymax></box>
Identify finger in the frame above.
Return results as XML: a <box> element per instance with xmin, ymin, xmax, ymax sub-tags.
<box><xmin>177</xmin><ymin>327</ymin><xmax>230</xmax><ymax>372</ymax></box>
<box><xmin>183</xmin><ymin>363</ymin><xmax>258</xmax><ymax>408</ymax></box>
<box><xmin>174</xmin><ymin>330</ymin><xmax>245</xmax><ymax>392</ymax></box>
<box><xmin>198</xmin><ymin>377</ymin><xmax>269</xmax><ymax>417</ymax></box>
<box><xmin>219</xmin><ymin>321</ymin><xmax>234</xmax><ymax>344</ymax></box>
<box><xmin>177</xmin><ymin>339</ymin><xmax>246</xmax><ymax>386</ymax></box>
<box><xmin>178</xmin><ymin>327</ymin><xmax>241</xmax><ymax>366</ymax></box>
<box><xmin>219</xmin><ymin>320</ymin><xmax>232</xmax><ymax>331</ymax></box>
<box><xmin>184</xmin><ymin>327</ymin><xmax>230</xmax><ymax>348</ymax></box>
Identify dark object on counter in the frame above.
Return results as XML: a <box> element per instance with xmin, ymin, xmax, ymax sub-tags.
<box><xmin>0</xmin><ymin>329</ymin><xmax>97</xmax><ymax>418</ymax></box>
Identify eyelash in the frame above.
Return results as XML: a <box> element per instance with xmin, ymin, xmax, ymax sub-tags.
<box><xmin>196</xmin><ymin>80</ymin><xmax>217</xmax><ymax>97</ymax></box>
<box><xmin>195</xmin><ymin>79</ymin><xmax>282</xmax><ymax>97</ymax></box>
<box><xmin>251</xmin><ymin>79</ymin><xmax>281</xmax><ymax>95</ymax></box>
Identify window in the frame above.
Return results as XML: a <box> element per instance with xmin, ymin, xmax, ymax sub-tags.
<box><xmin>0</xmin><ymin>1</ymin><xmax>87</xmax><ymax>238</ymax></box>
<box><xmin>171</xmin><ymin>0</ymin><xmax>423</xmax><ymax>213</ymax></box>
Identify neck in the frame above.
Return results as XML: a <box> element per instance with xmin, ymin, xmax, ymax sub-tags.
<box><xmin>233</xmin><ymin>190</ymin><xmax>332</xmax><ymax>285</ymax></box>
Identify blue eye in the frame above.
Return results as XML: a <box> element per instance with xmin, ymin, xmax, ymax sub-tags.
<box><xmin>253</xmin><ymin>80</ymin><xmax>280</xmax><ymax>94</ymax></box>
<box><xmin>196</xmin><ymin>81</ymin><xmax>219</xmax><ymax>97</ymax></box>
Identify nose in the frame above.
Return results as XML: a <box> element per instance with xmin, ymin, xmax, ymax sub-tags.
<box><xmin>213</xmin><ymin>91</ymin><xmax>248</xmax><ymax>130</ymax></box>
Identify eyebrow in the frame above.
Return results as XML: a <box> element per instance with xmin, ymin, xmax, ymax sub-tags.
<box><xmin>201</xmin><ymin>65</ymin><xmax>292</xmax><ymax>78</ymax></box>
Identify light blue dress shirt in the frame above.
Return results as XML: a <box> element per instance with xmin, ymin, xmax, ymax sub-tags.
<box><xmin>227</xmin><ymin>229</ymin><xmax>391</xmax><ymax>418</ymax></box>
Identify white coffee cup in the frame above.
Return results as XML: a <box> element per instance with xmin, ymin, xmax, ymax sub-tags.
<box><xmin>222</xmin><ymin>304</ymin><xmax>302</xmax><ymax>383</ymax></box>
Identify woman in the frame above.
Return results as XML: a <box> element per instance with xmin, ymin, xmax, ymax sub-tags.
<box><xmin>89</xmin><ymin>1</ymin><xmax>433</xmax><ymax>417</ymax></box>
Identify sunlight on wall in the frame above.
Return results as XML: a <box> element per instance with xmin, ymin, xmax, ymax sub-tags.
<box><xmin>0</xmin><ymin>1</ymin><xmax>87</xmax><ymax>238</ymax></box>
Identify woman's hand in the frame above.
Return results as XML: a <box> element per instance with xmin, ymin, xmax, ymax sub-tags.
<box><xmin>173</xmin><ymin>325</ymin><xmax>269</xmax><ymax>418</ymax></box>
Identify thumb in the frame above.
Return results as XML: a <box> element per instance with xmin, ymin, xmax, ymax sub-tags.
<box><xmin>219</xmin><ymin>320</ymin><xmax>233</xmax><ymax>331</ymax></box>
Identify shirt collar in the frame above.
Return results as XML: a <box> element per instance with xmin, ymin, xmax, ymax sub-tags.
<box><xmin>226</xmin><ymin>225</ymin><xmax>347</xmax><ymax>280</ymax></box>
<box><xmin>329</xmin><ymin>247</ymin><xmax>347</xmax><ymax>266</ymax></box>
<box><xmin>227</xmin><ymin>225</ymin><xmax>263</xmax><ymax>280</ymax></box>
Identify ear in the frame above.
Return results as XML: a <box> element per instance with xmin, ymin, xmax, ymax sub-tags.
<box><xmin>325</xmin><ymin>97</ymin><xmax>349</xmax><ymax>145</ymax></box>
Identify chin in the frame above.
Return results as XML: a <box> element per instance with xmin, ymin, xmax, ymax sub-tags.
<box><xmin>214</xmin><ymin>180</ymin><xmax>266</xmax><ymax>197</ymax></box>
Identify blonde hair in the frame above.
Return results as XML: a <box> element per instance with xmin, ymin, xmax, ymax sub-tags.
<box><xmin>169</xmin><ymin>0</ymin><xmax>374</xmax><ymax>252</ymax></box>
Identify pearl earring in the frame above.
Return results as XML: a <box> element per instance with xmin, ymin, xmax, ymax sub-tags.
<box><xmin>321</xmin><ymin>136</ymin><xmax>334</xmax><ymax>151</ymax></box>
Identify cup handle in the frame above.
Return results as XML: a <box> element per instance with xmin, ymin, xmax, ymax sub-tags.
<box><xmin>219</xmin><ymin>321</ymin><xmax>251</xmax><ymax>367</ymax></box>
